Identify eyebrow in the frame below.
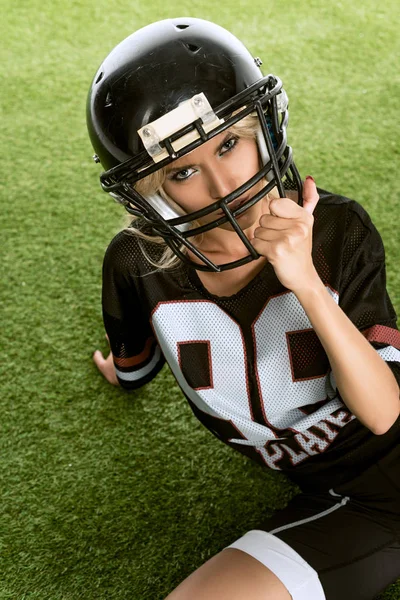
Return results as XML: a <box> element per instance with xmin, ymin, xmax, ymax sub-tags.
<box><xmin>165</xmin><ymin>131</ymin><xmax>234</xmax><ymax>175</ymax></box>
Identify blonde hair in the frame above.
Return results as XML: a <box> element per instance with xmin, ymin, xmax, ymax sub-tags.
<box><xmin>123</xmin><ymin>113</ymin><xmax>262</xmax><ymax>270</ymax></box>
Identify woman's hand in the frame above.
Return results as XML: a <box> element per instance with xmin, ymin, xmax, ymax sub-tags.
<box><xmin>251</xmin><ymin>176</ymin><xmax>321</xmax><ymax>293</ymax></box>
<box><xmin>93</xmin><ymin>335</ymin><xmax>119</xmax><ymax>386</ymax></box>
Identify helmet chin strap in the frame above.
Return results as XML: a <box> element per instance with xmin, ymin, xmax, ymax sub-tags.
<box><xmin>256</xmin><ymin>124</ymin><xmax>273</xmax><ymax>180</ymax></box>
<box><xmin>145</xmin><ymin>194</ymin><xmax>189</xmax><ymax>232</ymax></box>
<box><xmin>144</xmin><ymin>123</ymin><xmax>273</xmax><ymax>232</ymax></box>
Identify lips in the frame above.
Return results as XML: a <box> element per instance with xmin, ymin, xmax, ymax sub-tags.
<box><xmin>217</xmin><ymin>196</ymin><xmax>250</xmax><ymax>216</ymax></box>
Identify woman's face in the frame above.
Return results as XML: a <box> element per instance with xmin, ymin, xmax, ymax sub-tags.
<box><xmin>163</xmin><ymin>129</ymin><xmax>267</xmax><ymax>235</ymax></box>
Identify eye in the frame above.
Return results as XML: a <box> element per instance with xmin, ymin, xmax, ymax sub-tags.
<box><xmin>220</xmin><ymin>136</ymin><xmax>239</xmax><ymax>155</ymax></box>
<box><xmin>171</xmin><ymin>167</ymin><xmax>196</xmax><ymax>181</ymax></box>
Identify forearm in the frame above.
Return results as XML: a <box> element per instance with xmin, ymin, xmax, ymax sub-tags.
<box><xmin>293</xmin><ymin>271</ymin><xmax>400</xmax><ymax>435</ymax></box>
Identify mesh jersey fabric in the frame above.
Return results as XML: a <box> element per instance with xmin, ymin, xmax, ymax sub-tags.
<box><xmin>101</xmin><ymin>188</ymin><xmax>400</xmax><ymax>492</ymax></box>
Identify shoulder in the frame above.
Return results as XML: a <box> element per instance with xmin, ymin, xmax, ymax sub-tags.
<box><xmin>103</xmin><ymin>228</ymin><xmax>142</xmax><ymax>272</ymax></box>
<box><xmin>315</xmin><ymin>188</ymin><xmax>385</xmax><ymax>260</ymax></box>
<box><xmin>316</xmin><ymin>188</ymin><xmax>378</xmax><ymax>228</ymax></box>
<box><xmin>103</xmin><ymin>224</ymin><xmax>165</xmax><ymax>277</ymax></box>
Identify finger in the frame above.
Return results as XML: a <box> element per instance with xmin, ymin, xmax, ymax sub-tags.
<box><xmin>302</xmin><ymin>176</ymin><xmax>319</xmax><ymax>214</ymax></box>
<box><xmin>259</xmin><ymin>213</ymin><xmax>293</xmax><ymax>230</ymax></box>
<box><xmin>268</xmin><ymin>196</ymin><xmax>303</xmax><ymax>219</ymax></box>
<box><xmin>252</xmin><ymin>227</ymin><xmax>285</xmax><ymax>242</ymax></box>
<box><xmin>250</xmin><ymin>236</ymin><xmax>276</xmax><ymax>257</ymax></box>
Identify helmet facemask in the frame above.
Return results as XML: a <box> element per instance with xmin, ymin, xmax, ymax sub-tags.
<box><xmin>100</xmin><ymin>75</ymin><xmax>302</xmax><ymax>272</ymax></box>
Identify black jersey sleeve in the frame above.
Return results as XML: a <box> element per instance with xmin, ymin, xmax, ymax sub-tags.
<box><xmin>338</xmin><ymin>201</ymin><xmax>400</xmax><ymax>389</ymax></box>
<box><xmin>102</xmin><ymin>232</ymin><xmax>165</xmax><ymax>390</ymax></box>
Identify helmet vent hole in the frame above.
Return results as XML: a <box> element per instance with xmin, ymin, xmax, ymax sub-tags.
<box><xmin>185</xmin><ymin>43</ymin><xmax>200</xmax><ymax>53</ymax></box>
<box><xmin>95</xmin><ymin>71</ymin><xmax>104</xmax><ymax>84</ymax></box>
<box><xmin>176</xmin><ymin>24</ymin><xmax>189</xmax><ymax>29</ymax></box>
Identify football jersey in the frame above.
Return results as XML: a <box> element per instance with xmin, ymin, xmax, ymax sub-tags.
<box><xmin>102</xmin><ymin>189</ymin><xmax>400</xmax><ymax>492</ymax></box>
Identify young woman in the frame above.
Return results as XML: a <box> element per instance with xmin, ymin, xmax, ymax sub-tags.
<box><xmin>87</xmin><ymin>18</ymin><xmax>400</xmax><ymax>600</ymax></box>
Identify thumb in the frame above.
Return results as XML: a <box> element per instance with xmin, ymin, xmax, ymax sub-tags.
<box><xmin>302</xmin><ymin>176</ymin><xmax>319</xmax><ymax>215</ymax></box>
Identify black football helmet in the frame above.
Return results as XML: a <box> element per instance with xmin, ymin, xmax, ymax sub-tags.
<box><xmin>87</xmin><ymin>17</ymin><xmax>302</xmax><ymax>271</ymax></box>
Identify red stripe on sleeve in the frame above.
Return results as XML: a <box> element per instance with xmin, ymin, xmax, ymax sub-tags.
<box><xmin>362</xmin><ymin>325</ymin><xmax>400</xmax><ymax>350</ymax></box>
<box><xmin>113</xmin><ymin>337</ymin><xmax>155</xmax><ymax>368</ymax></box>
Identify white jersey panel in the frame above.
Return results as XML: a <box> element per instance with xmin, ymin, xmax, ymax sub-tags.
<box><xmin>152</xmin><ymin>300</ymin><xmax>256</xmax><ymax>422</ymax></box>
<box><xmin>252</xmin><ymin>288</ymin><xmax>343</xmax><ymax>432</ymax></box>
<box><xmin>152</xmin><ymin>292</ymin><xmax>349</xmax><ymax>448</ymax></box>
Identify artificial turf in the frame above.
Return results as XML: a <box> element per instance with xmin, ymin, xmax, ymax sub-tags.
<box><xmin>1</xmin><ymin>0</ymin><xmax>399</xmax><ymax>598</ymax></box>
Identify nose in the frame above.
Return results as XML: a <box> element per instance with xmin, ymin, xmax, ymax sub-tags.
<box><xmin>208</xmin><ymin>166</ymin><xmax>238</xmax><ymax>201</ymax></box>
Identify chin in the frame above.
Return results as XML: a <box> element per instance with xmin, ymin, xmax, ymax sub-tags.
<box><xmin>220</xmin><ymin>207</ymin><xmax>259</xmax><ymax>231</ymax></box>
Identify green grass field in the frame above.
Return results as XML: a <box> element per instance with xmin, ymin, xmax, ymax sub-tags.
<box><xmin>1</xmin><ymin>0</ymin><xmax>399</xmax><ymax>598</ymax></box>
